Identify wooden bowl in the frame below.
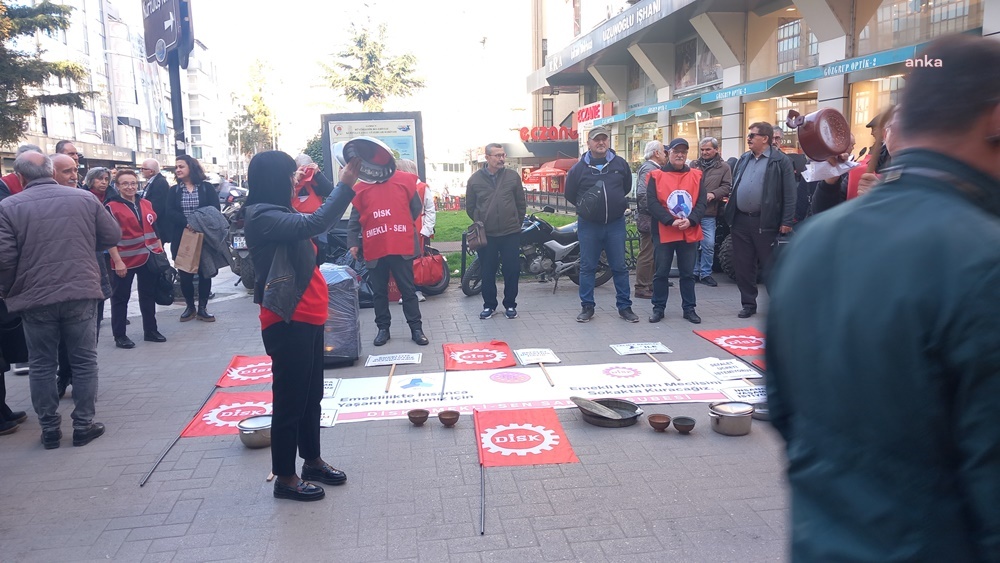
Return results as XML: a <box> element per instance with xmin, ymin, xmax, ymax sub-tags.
<box><xmin>407</xmin><ymin>409</ymin><xmax>429</xmax><ymax>426</ymax></box>
<box><xmin>437</xmin><ymin>410</ymin><xmax>460</xmax><ymax>427</ymax></box>
<box><xmin>672</xmin><ymin>416</ymin><xmax>696</xmax><ymax>434</ymax></box>
<box><xmin>647</xmin><ymin>414</ymin><xmax>671</xmax><ymax>432</ymax></box>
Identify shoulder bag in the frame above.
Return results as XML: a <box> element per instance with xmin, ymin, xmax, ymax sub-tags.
<box><xmin>464</xmin><ymin>170</ymin><xmax>503</xmax><ymax>252</ymax></box>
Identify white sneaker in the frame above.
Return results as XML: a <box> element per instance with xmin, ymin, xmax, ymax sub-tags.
<box><xmin>13</xmin><ymin>363</ymin><xmax>28</xmax><ymax>376</ymax></box>
<box><xmin>399</xmin><ymin>291</ymin><xmax>428</xmax><ymax>304</ymax></box>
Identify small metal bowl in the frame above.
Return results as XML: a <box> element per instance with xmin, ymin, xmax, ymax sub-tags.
<box><xmin>237</xmin><ymin>415</ymin><xmax>272</xmax><ymax>449</ymax></box>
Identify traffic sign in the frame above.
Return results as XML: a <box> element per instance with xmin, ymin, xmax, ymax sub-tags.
<box><xmin>143</xmin><ymin>0</ymin><xmax>180</xmax><ymax>64</ymax></box>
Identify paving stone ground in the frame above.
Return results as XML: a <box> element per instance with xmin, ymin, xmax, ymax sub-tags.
<box><xmin>0</xmin><ymin>266</ymin><xmax>790</xmax><ymax>562</ymax></box>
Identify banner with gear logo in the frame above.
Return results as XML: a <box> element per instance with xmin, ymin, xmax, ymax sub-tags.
<box><xmin>443</xmin><ymin>340</ymin><xmax>516</xmax><ymax>371</ymax></box>
<box><xmin>694</xmin><ymin>327</ymin><xmax>766</xmax><ymax>357</ymax></box>
<box><xmin>215</xmin><ymin>355</ymin><xmax>273</xmax><ymax>387</ymax></box>
<box><xmin>473</xmin><ymin>408</ymin><xmax>578</xmax><ymax>467</ymax></box>
<box><xmin>181</xmin><ymin>391</ymin><xmax>273</xmax><ymax>437</ymax></box>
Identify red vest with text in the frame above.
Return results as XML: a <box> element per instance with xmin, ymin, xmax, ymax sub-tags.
<box><xmin>107</xmin><ymin>199</ymin><xmax>163</xmax><ymax>268</ymax></box>
<box><xmin>351</xmin><ymin>171</ymin><xmax>418</xmax><ymax>261</ymax></box>
<box><xmin>650</xmin><ymin>167</ymin><xmax>703</xmax><ymax>244</ymax></box>
<box><xmin>1</xmin><ymin>173</ymin><xmax>23</xmax><ymax>195</ymax></box>
<box><xmin>292</xmin><ymin>168</ymin><xmax>324</xmax><ymax>213</ymax></box>
<box><xmin>846</xmin><ymin>154</ymin><xmax>872</xmax><ymax>200</ymax></box>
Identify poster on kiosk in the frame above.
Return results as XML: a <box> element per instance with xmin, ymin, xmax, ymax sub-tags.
<box><xmin>321</xmin><ymin>111</ymin><xmax>426</xmax><ymax>188</ymax></box>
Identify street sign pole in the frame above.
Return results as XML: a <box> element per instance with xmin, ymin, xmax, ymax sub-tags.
<box><xmin>168</xmin><ymin>50</ymin><xmax>186</xmax><ymax>157</ymax></box>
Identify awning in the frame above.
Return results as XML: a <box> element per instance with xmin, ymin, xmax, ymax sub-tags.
<box><xmin>503</xmin><ymin>141</ymin><xmax>579</xmax><ymax>160</ymax></box>
<box><xmin>699</xmin><ymin>73</ymin><xmax>793</xmax><ymax>104</ymax></box>
<box><xmin>632</xmin><ymin>94</ymin><xmax>701</xmax><ymax>117</ymax></box>
<box><xmin>527</xmin><ymin>168</ymin><xmax>567</xmax><ymax>182</ymax></box>
<box><xmin>793</xmin><ymin>41</ymin><xmax>931</xmax><ymax>83</ymax></box>
<box><xmin>592</xmin><ymin>111</ymin><xmax>633</xmax><ymax>126</ymax></box>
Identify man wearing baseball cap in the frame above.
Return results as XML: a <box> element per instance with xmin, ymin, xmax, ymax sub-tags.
<box><xmin>645</xmin><ymin>138</ymin><xmax>707</xmax><ymax>324</ymax></box>
<box><xmin>565</xmin><ymin>126</ymin><xmax>636</xmax><ymax>323</ymax></box>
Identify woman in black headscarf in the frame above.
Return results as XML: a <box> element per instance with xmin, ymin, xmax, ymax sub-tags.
<box><xmin>243</xmin><ymin>151</ymin><xmax>360</xmax><ymax>502</ymax></box>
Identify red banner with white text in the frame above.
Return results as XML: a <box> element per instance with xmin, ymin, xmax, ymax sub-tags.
<box><xmin>474</xmin><ymin>408</ymin><xmax>578</xmax><ymax>467</ymax></box>
<box><xmin>693</xmin><ymin>327</ymin><xmax>766</xmax><ymax>357</ymax></box>
<box><xmin>443</xmin><ymin>340</ymin><xmax>516</xmax><ymax>371</ymax></box>
<box><xmin>181</xmin><ymin>391</ymin><xmax>273</xmax><ymax>437</ymax></box>
<box><xmin>215</xmin><ymin>355</ymin><xmax>273</xmax><ymax>388</ymax></box>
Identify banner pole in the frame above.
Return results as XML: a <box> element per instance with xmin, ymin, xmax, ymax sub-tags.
<box><xmin>384</xmin><ymin>364</ymin><xmax>397</xmax><ymax>393</ymax></box>
<box><xmin>646</xmin><ymin>352</ymin><xmax>681</xmax><ymax>381</ymax></box>
<box><xmin>538</xmin><ymin>362</ymin><xmax>555</xmax><ymax>387</ymax></box>
<box><xmin>480</xmin><ymin>464</ymin><xmax>486</xmax><ymax>535</ymax></box>
<box><xmin>440</xmin><ymin>368</ymin><xmax>447</xmax><ymax>401</ymax></box>
<box><xmin>140</xmin><ymin>384</ymin><xmax>217</xmax><ymax>486</ymax></box>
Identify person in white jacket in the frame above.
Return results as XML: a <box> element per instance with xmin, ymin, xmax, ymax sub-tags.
<box><xmin>396</xmin><ymin>159</ymin><xmax>435</xmax><ymax>302</ymax></box>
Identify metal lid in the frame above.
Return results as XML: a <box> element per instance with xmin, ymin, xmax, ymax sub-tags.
<box><xmin>709</xmin><ymin>401</ymin><xmax>754</xmax><ymax>416</ymax></box>
<box><xmin>237</xmin><ymin>415</ymin><xmax>272</xmax><ymax>430</ymax></box>
<box><xmin>333</xmin><ymin>136</ymin><xmax>397</xmax><ymax>184</ymax></box>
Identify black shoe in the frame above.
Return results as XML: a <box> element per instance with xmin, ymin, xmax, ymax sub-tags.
<box><xmin>57</xmin><ymin>378</ymin><xmax>69</xmax><ymax>399</ymax></box>
<box><xmin>273</xmin><ymin>479</ymin><xmax>325</xmax><ymax>501</ymax></box>
<box><xmin>196</xmin><ymin>307</ymin><xmax>215</xmax><ymax>322</ymax></box>
<box><xmin>144</xmin><ymin>331</ymin><xmax>167</xmax><ymax>343</ymax></box>
<box><xmin>699</xmin><ymin>275</ymin><xmax>718</xmax><ymax>287</ymax></box>
<box><xmin>73</xmin><ymin>422</ymin><xmax>105</xmax><ymax>447</ymax></box>
<box><xmin>207</xmin><ymin>292</ymin><xmax>216</xmax><ymax>300</ymax></box>
<box><xmin>683</xmin><ymin>310</ymin><xmax>702</xmax><ymax>324</ymax></box>
<box><xmin>7</xmin><ymin>410</ymin><xmax>27</xmax><ymax>424</ymax></box>
<box><xmin>411</xmin><ymin>329</ymin><xmax>429</xmax><ymax>346</ymax></box>
<box><xmin>125</xmin><ymin>319</ymin><xmax>131</xmax><ymax>325</ymax></box>
<box><xmin>301</xmin><ymin>462</ymin><xmax>347</xmax><ymax>486</ymax></box>
<box><xmin>649</xmin><ymin>310</ymin><xmax>664</xmax><ymax>323</ymax></box>
<box><xmin>180</xmin><ymin>306</ymin><xmax>196</xmax><ymax>322</ymax></box>
<box><xmin>668</xmin><ymin>280</ymin><xmax>675</xmax><ymax>287</ymax></box>
<box><xmin>577</xmin><ymin>306</ymin><xmax>595</xmax><ymax>323</ymax></box>
<box><xmin>373</xmin><ymin>328</ymin><xmax>390</xmax><ymax>346</ymax></box>
<box><xmin>0</xmin><ymin>420</ymin><xmax>18</xmax><ymax>436</ymax></box>
<box><xmin>42</xmin><ymin>428</ymin><xmax>62</xmax><ymax>449</ymax></box>
<box><xmin>738</xmin><ymin>307</ymin><xmax>757</xmax><ymax>319</ymax></box>
<box><xmin>114</xmin><ymin>336</ymin><xmax>136</xmax><ymax>349</ymax></box>
<box><xmin>619</xmin><ymin>307</ymin><xmax>639</xmax><ymax>323</ymax></box>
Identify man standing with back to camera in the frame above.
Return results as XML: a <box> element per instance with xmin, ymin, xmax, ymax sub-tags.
<box><xmin>565</xmin><ymin>126</ymin><xmax>636</xmax><ymax>323</ymax></box>
<box><xmin>766</xmin><ymin>34</ymin><xmax>1000</xmax><ymax>561</ymax></box>
<box><xmin>465</xmin><ymin>143</ymin><xmax>526</xmax><ymax>320</ymax></box>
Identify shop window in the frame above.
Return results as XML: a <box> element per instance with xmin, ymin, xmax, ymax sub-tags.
<box><xmin>542</xmin><ymin>99</ymin><xmax>554</xmax><ymax>127</ymax></box>
<box><xmin>849</xmin><ymin>76</ymin><xmax>904</xmax><ymax>154</ymax></box>
<box><xmin>857</xmin><ymin>0</ymin><xmax>983</xmax><ymax>56</ymax></box>
<box><xmin>777</xmin><ymin>19</ymin><xmax>819</xmax><ymax>74</ymax></box>
<box><xmin>744</xmin><ymin>96</ymin><xmax>818</xmax><ymax>155</ymax></box>
<box><xmin>675</xmin><ymin>37</ymin><xmax>721</xmax><ymax>92</ymax></box>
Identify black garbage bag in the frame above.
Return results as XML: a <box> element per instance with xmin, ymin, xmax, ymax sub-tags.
<box><xmin>319</xmin><ymin>264</ymin><xmax>362</xmax><ymax>367</ymax></box>
<box><xmin>327</xmin><ymin>250</ymin><xmax>374</xmax><ymax>309</ymax></box>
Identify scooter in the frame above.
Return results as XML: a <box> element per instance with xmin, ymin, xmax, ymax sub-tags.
<box><xmin>224</xmin><ymin>195</ymin><xmax>254</xmax><ymax>290</ymax></box>
<box><xmin>460</xmin><ymin>206</ymin><xmax>612</xmax><ymax>296</ymax></box>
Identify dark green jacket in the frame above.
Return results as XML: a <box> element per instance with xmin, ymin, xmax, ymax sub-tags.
<box><xmin>465</xmin><ymin>167</ymin><xmax>526</xmax><ymax>237</ymax></box>
<box><xmin>765</xmin><ymin>149</ymin><xmax>1000</xmax><ymax>562</ymax></box>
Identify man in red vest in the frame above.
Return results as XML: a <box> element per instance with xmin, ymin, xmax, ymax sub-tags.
<box><xmin>645</xmin><ymin>138</ymin><xmax>708</xmax><ymax>324</ymax></box>
<box><xmin>348</xmin><ymin>169</ymin><xmax>427</xmax><ymax>347</ymax></box>
<box><xmin>0</xmin><ymin>144</ymin><xmax>42</xmax><ymax>201</ymax></box>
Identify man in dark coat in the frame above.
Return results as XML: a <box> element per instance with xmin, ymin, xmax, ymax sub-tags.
<box><xmin>140</xmin><ymin>159</ymin><xmax>171</xmax><ymax>246</ymax></box>
<box><xmin>765</xmin><ymin>35</ymin><xmax>1000</xmax><ymax>562</ymax></box>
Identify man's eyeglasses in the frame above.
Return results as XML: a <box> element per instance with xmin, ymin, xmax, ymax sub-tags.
<box><xmin>747</xmin><ymin>133</ymin><xmax>765</xmax><ymax>141</ymax></box>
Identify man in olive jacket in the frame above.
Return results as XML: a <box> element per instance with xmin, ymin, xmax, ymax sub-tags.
<box><xmin>465</xmin><ymin>143</ymin><xmax>526</xmax><ymax>319</ymax></box>
<box><xmin>0</xmin><ymin>151</ymin><xmax>121</xmax><ymax>449</ymax></box>
<box><xmin>766</xmin><ymin>35</ymin><xmax>1000</xmax><ymax>562</ymax></box>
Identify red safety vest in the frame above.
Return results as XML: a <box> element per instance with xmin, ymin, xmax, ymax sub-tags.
<box><xmin>846</xmin><ymin>154</ymin><xmax>871</xmax><ymax>200</ymax></box>
<box><xmin>1</xmin><ymin>173</ymin><xmax>23</xmax><ymax>195</ymax></box>
<box><xmin>352</xmin><ymin>172</ymin><xmax>418</xmax><ymax>261</ymax></box>
<box><xmin>107</xmin><ymin>198</ymin><xmax>163</xmax><ymax>268</ymax></box>
<box><xmin>292</xmin><ymin>168</ymin><xmax>324</xmax><ymax>213</ymax></box>
<box><xmin>650</xmin><ymin>167</ymin><xmax>704</xmax><ymax>244</ymax></box>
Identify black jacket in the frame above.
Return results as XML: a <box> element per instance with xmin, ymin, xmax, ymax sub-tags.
<box><xmin>143</xmin><ymin>173</ymin><xmax>171</xmax><ymax>240</ymax></box>
<box><xmin>724</xmin><ymin>148</ymin><xmax>797</xmax><ymax>231</ymax></box>
<box><xmin>465</xmin><ymin>167</ymin><xmax>526</xmax><ymax>237</ymax></box>
<box><xmin>165</xmin><ymin>181</ymin><xmax>219</xmax><ymax>245</ymax></box>
<box><xmin>244</xmin><ymin>181</ymin><xmax>355</xmax><ymax>322</ymax></box>
<box><xmin>565</xmin><ymin>149</ymin><xmax>632</xmax><ymax>224</ymax></box>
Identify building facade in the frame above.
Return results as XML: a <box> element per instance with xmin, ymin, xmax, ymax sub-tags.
<box><xmin>528</xmin><ymin>0</ymin><xmax>998</xmax><ymax>169</ymax></box>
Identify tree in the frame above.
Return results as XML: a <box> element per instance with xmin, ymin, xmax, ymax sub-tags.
<box><xmin>228</xmin><ymin>60</ymin><xmax>276</xmax><ymax>157</ymax></box>
<box><xmin>302</xmin><ymin>133</ymin><xmax>324</xmax><ymax>170</ymax></box>
<box><xmin>323</xmin><ymin>24</ymin><xmax>424</xmax><ymax>112</ymax></box>
<box><xmin>0</xmin><ymin>1</ymin><xmax>90</xmax><ymax>146</ymax></box>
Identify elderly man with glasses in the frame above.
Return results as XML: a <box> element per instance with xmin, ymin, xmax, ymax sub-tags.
<box><xmin>140</xmin><ymin>159</ymin><xmax>172</xmax><ymax>246</ymax></box>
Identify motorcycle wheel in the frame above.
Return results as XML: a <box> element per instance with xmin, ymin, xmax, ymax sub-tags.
<box><xmin>240</xmin><ymin>254</ymin><xmax>255</xmax><ymax>289</ymax></box>
<box><xmin>568</xmin><ymin>251</ymin><xmax>613</xmax><ymax>287</ymax></box>
<box><xmin>461</xmin><ymin>259</ymin><xmax>483</xmax><ymax>296</ymax></box>
<box><xmin>717</xmin><ymin>234</ymin><xmax>736</xmax><ymax>280</ymax></box>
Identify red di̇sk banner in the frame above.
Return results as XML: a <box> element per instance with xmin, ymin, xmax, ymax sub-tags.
<box><xmin>443</xmin><ymin>340</ymin><xmax>516</xmax><ymax>371</ymax></box>
<box><xmin>181</xmin><ymin>391</ymin><xmax>273</xmax><ymax>437</ymax></box>
<box><xmin>215</xmin><ymin>355</ymin><xmax>273</xmax><ymax>387</ymax></box>
<box><xmin>694</xmin><ymin>327</ymin><xmax>766</xmax><ymax>357</ymax></box>
<box><xmin>474</xmin><ymin>408</ymin><xmax>579</xmax><ymax>467</ymax></box>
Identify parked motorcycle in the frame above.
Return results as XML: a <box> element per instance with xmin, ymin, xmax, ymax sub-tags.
<box><xmin>460</xmin><ymin>206</ymin><xmax>612</xmax><ymax>296</ymax></box>
<box><xmin>224</xmin><ymin>193</ymin><xmax>254</xmax><ymax>290</ymax></box>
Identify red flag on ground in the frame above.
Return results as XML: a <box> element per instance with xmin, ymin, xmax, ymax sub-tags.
<box><xmin>474</xmin><ymin>408</ymin><xmax>579</xmax><ymax>467</ymax></box>
<box><xmin>693</xmin><ymin>327</ymin><xmax>766</xmax><ymax>357</ymax></box>
<box><xmin>215</xmin><ymin>355</ymin><xmax>273</xmax><ymax>388</ymax></box>
<box><xmin>181</xmin><ymin>391</ymin><xmax>273</xmax><ymax>437</ymax></box>
<box><xmin>443</xmin><ymin>340</ymin><xmax>516</xmax><ymax>371</ymax></box>
<box><xmin>752</xmin><ymin>358</ymin><xmax>766</xmax><ymax>371</ymax></box>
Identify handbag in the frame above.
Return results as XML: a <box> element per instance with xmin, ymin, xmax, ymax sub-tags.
<box><xmin>465</xmin><ymin>170</ymin><xmax>504</xmax><ymax>251</ymax></box>
<box><xmin>146</xmin><ymin>251</ymin><xmax>177</xmax><ymax>306</ymax></box>
<box><xmin>413</xmin><ymin>251</ymin><xmax>445</xmax><ymax>287</ymax></box>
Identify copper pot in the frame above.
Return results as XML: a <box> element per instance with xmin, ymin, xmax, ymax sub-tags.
<box><xmin>785</xmin><ymin>109</ymin><xmax>851</xmax><ymax>161</ymax></box>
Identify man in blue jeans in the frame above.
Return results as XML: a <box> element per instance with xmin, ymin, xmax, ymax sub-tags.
<box><xmin>565</xmin><ymin>126</ymin><xmax>636</xmax><ymax>323</ymax></box>
<box><xmin>690</xmin><ymin>137</ymin><xmax>732</xmax><ymax>287</ymax></box>
<box><xmin>0</xmin><ymin>151</ymin><xmax>121</xmax><ymax>449</ymax></box>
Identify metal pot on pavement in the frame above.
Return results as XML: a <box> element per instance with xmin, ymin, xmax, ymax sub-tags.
<box><xmin>708</xmin><ymin>401</ymin><xmax>754</xmax><ymax>436</ymax></box>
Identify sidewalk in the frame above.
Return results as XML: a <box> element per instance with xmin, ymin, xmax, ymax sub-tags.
<box><xmin>0</xmin><ymin>268</ymin><xmax>789</xmax><ymax>562</ymax></box>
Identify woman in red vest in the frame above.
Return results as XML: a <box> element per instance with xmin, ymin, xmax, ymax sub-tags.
<box><xmin>105</xmin><ymin>170</ymin><xmax>167</xmax><ymax>349</ymax></box>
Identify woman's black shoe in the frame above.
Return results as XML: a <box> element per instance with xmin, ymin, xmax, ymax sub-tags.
<box><xmin>180</xmin><ymin>306</ymin><xmax>196</xmax><ymax>322</ymax></box>
<box><xmin>301</xmin><ymin>462</ymin><xmax>347</xmax><ymax>486</ymax></box>
<box><xmin>273</xmin><ymin>479</ymin><xmax>325</xmax><ymax>501</ymax></box>
<box><xmin>196</xmin><ymin>307</ymin><xmax>215</xmax><ymax>322</ymax></box>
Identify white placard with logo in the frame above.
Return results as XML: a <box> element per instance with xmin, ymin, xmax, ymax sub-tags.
<box><xmin>365</xmin><ymin>353</ymin><xmax>422</xmax><ymax>367</ymax></box>
<box><xmin>514</xmin><ymin>348</ymin><xmax>561</xmax><ymax>365</ymax></box>
<box><xmin>610</xmin><ymin>342</ymin><xmax>673</xmax><ymax>355</ymax></box>
<box><xmin>697</xmin><ymin>358</ymin><xmax>762</xmax><ymax>380</ymax></box>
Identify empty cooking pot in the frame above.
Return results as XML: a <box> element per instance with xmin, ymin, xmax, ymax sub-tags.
<box><xmin>785</xmin><ymin>108</ymin><xmax>851</xmax><ymax>161</ymax></box>
<box><xmin>237</xmin><ymin>415</ymin><xmax>272</xmax><ymax>449</ymax></box>
<box><xmin>708</xmin><ymin>402</ymin><xmax>754</xmax><ymax>436</ymax></box>
<box><xmin>333</xmin><ymin>136</ymin><xmax>397</xmax><ymax>184</ymax></box>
